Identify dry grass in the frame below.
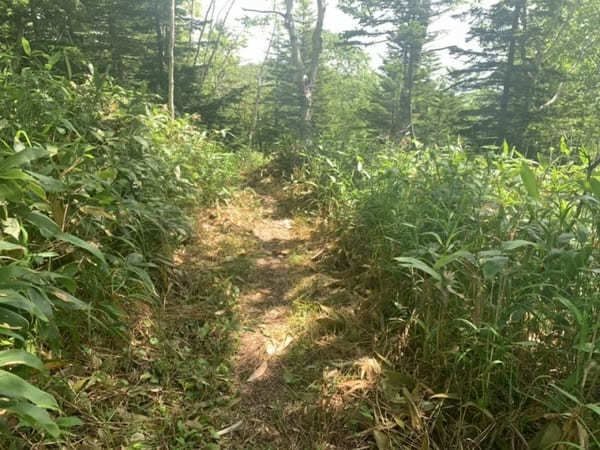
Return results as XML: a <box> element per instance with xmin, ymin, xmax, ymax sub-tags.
<box><xmin>24</xmin><ymin>172</ymin><xmax>390</xmax><ymax>449</ymax></box>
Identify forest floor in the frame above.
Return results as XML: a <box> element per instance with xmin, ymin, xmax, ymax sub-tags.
<box><xmin>56</xmin><ymin>171</ymin><xmax>380</xmax><ymax>449</ymax></box>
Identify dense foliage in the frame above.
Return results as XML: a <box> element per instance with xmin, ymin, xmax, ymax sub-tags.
<box><xmin>2</xmin><ymin>0</ymin><xmax>600</xmax><ymax>447</ymax></box>
<box><xmin>291</xmin><ymin>140</ymin><xmax>600</xmax><ymax>447</ymax></box>
<box><xmin>0</xmin><ymin>44</ymin><xmax>238</xmax><ymax>439</ymax></box>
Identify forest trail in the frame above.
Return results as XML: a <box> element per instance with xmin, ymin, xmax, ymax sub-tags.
<box><xmin>177</xmin><ymin>173</ymin><xmax>375</xmax><ymax>449</ymax></box>
<box><xmin>59</xmin><ymin>172</ymin><xmax>375</xmax><ymax>449</ymax></box>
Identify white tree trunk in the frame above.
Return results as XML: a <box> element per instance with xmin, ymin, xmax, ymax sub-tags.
<box><xmin>168</xmin><ymin>0</ymin><xmax>176</xmax><ymax>122</ymax></box>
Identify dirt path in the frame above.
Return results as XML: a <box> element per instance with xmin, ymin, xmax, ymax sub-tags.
<box><xmin>58</xmin><ymin>174</ymin><xmax>376</xmax><ymax>449</ymax></box>
<box><xmin>185</xmin><ymin>175</ymin><xmax>376</xmax><ymax>449</ymax></box>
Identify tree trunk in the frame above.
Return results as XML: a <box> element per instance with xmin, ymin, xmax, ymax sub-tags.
<box><xmin>246</xmin><ymin>0</ymin><xmax>326</xmax><ymax>143</ymax></box>
<box><xmin>399</xmin><ymin>44</ymin><xmax>418</xmax><ymax>140</ymax></box>
<box><xmin>249</xmin><ymin>12</ymin><xmax>277</xmax><ymax>147</ymax></box>
<box><xmin>168</xmin><ymin>0</ymin><xmax>175</xmax><ymax>122</ymax></box>
<box><xmin>498</xmin><ymin>0</ymin><xmax>525</xmax><ymax>143</ymax></box>
<box><xmin>189</xmin><ymin>0</ymin><xmax>195</xmax><ymax>44</ymax></box>
<box><xmin>108</xmin><ymin>2</ymin><xmax>124</xmax><ymax>80</ymax></box>
<box><xmin>153</xmin><ymin>3</ymin><xmax>166</xmax><ymax>81</ymax></box>
<box><xmin>283</xmin><ymin>0</ymin><xmax>326</xmax><ymax>143</ymax></box>
<box><xmin>193</xmin><ymin>0</ymin><xmax>215</xmax><ymax>67</ymax></box>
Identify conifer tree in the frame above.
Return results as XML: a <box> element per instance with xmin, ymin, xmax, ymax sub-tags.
<box><xmin>340</xmin><ymin>0</ymin><xmax>455</xmax><ymax>141</ymax></box>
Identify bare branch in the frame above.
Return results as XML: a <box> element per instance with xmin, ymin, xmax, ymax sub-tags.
<box><xmin>538</xmin><ymin>82</ymin><xmax>564</xmax><ymax>110</ymax></box>
<box><xmin>242</xmin><ymin>8</ymin><xmax>286</xmax><ymax>18</ymax></box>
<box><xmin>423</xmin><ymin>45</ymin><xmax>460</xmax><ymax>54</ymax></box>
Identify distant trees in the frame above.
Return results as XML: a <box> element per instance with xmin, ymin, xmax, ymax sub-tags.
<box><xmin>0</xmin><ymin>0</ymin><xmax>242</xmax><ymax>124</ymax></box>
<box><xmin>169</xmin><ymin>0</ymin><xmax>176</xmax><ymax>122</ymax></box>
<box><xmin>340</xmin><ymin>0</ymin><xmax>456</xmax><ymax>142</ymax></box>
<box><xmin>3</xmin><ymin>0</ymin><xmax>598</xmax><ymax>154</ymax></box>
<box><xmin>452</xmin><ymin>0</ymin><xmax>600</xmax><ymax>153</ymax></box>
<box><xmin>245</xmin><ymin>0</ymin><xmax>326</xmax><ymax>143</ymax></box>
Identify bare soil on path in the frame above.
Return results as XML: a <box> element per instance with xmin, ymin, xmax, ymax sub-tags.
<box><xmin>187</xmin><ymin>174</ymin><xmax>377</xmax><ymax>449</ymax></box>
<box><xmin>54</xmin><ymin>174</ymin><xmax>378</xmax><ymax>450</ymax></box>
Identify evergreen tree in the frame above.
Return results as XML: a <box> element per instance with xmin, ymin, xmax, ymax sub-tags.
<box><xmin>451</xmin><ymin>0</ymin><xmax>596</xmax><ymax>152</ymax></box>
<box><xmin>257</xmin><ymin>0</ymin><xmax>325</xmax><ymax>144</ymax></box>
<box><xmin>340</xmin><ymin>0</ymin><xmax>455</xmax><ymax>141</ymax></box>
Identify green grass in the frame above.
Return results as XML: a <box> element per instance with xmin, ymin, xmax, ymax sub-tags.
<box><xmin>285</xmin><ymin>142</ymin><xmax>600</xmax><ymax>448</ymax></box>
<box><xmin>0</xmin><ymin>48</ymin><xmax>242</xmax><ymax>443</ymax></box>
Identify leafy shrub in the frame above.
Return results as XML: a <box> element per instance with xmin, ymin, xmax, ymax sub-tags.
<box><xmin>294</xmin><ymin>139</ymin><xmax>600</xmax><ymax>447</ymax></box>
<box><xmin>0</xmin><ymin>44</ymin><xmax>239</xmax><ymax>439</ymax></box>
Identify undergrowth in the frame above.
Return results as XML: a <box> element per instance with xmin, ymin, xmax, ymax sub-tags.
<box><xmin>0</xmin><ymin>45</ymin><xmax>240</xmax><ymax>444</ymax></box>
<box><xmin>283</xmin><ymin>140</ymin><xmax>600</xmax><ymax>448</ymax></box>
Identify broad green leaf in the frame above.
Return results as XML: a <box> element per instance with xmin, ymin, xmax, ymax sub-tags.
<box><xmin>433</xmin><ymin>250</ymin><xmax>475</xmax><ymax>270</ymax></box>
<box><xmin>394</xmin><ymin>257</ymin><xmax>441</xmax><ymax>282</ymax></box>
<box><xmin>133</xmin><ymin>136</ymin><xmax>149</xmax><ymax>149</ymax></box>
<box><xmin>27</xmin><ymin>172</ymin><xmax>67</xmax><ymax>193</ymax></box>
<box><xmin>501</xmin><ymin>240</ymin><xmax>535</xmax><ymax>251</ymax></box>
<box><xmin>0</xmin><ymin>241</ymin><xmax>25</xmax><ymax>252</ymax></box>
<box><xmin>3</xmin><ymin>147</ymin><xmax>48</xmax><ymax>170</ymax></box>
<box><xmin>481</xmin><ymin>256</ymin><xmax>509</xmax><ymax>280</ymax></box>
<box><xmin>26</xmin><ymin>213</ymin><xmax>106</xmax><ymax>264</ymax></box>
<box><xmin>0</xmin><ymin>307</ymin><xmax>29</xmax><ymax>330</ymax></box>
<box><xmin>27</xmin><ymin>288</ymin><xmax>54</xmax><ymax>319</ymax></box>
<box><xmin>21</xmin><ymin>38</ymin><xmax>31</xmax><ymax>56</ymax></box>
<box><xmin>590</xmin><ymin>178</ymin><xmax>600</xmax><ymax>200</ymax></box>
<box><xmin>556</xmin><ymin>296</ymin><xmax>584</xmax><ymax>327</ymax></box>
<box><xmin>45</xmin><ymin>52</ymin><xmax>62</xmax><ymax>70</ymax></box>
<box><xmin>559</xmin><ymin>138</ymin><xmax>571</xmax><ymax>156</ymax></box>
<box><xmin>0</xmin><ymin>290</ymin><xmax>49</xmax><ymax>322</ymax></box>
<box><xmin>520</xmin><ymin>164</ymin><xmax>539</xmax><ymax>200</ymax></box>
<box><xmin>530</xmin><ymin>422</ymin><xmax>563</xmax><ymax>450</ymax></box>
<box><xmin>25</xmin><ymin>211</ymin><xmax>61</xmax><ymax>237</ymax></box>
<box><xmin>64</xmin><ymin>50</ymin><xmax>72</xmax><ymax>79</ymax></box>
<box><xmin>0</xmin><ymin>326</ymin><xmax>25</xmax><ymax>341</ymax></box>
<box><xmin>49</xmin><ymin>288</ymin><xmax>89</xmax><ymax>310</ymax></box>
<box><xmin>0</xmin><ymin>370</ymin><xmax>59</xmax><ymax>410</ymax></box>
<box><xmin>60</xmin><ymin>118</ymin><xmax>80</xmax><ymax>137</ymax></box>
<box><xmin>0</xmin><ymin>182</ymin><xmax>21</xmax><ymax>202</ymax></box>
<box><xmin>56</xmin><ymin>232</ymin><xmax>107</xmax><ymax>265</ymax></box>
<box><xmin>572</xmin><ymin>342</ymin><xmax>598</xmax><ymax>353</ymax></box>
<box><xmin>585</xmin><ymin>403</ymin><xmax>600</xmax><ymax>417</ymax></box>
<box><xmin>56</xmin><ymin>416</ymin><xmax>84</xmax><ymax>428</ymax></box>
<box><xmin>126</xmin><ymin>265</ymin><xmax>156</xmax><ymax>294</ymax></box>
<box><xmin>3</xmin><ymin>400</ymin><xmax>60</xmax><ymax>438</ymax></box>
<box><xmin>0</xmin><ymin>350</ymin><xmax>44</xmax><ymax>371</ymax></box>
<box><xmin>97</xmin><ymin>168</ymin><xmax>118</xmax><ymax>182</ymax></box>
<box><xmin>0</xmin><ymin>169</ymin><xmax>37</xmax><ymax>182</ymax></box>
<box><xmin>549</xmin><ymin>383</ymin><xmax>581</xmax><ymax>405</ymax></box>
<box><xmin>478</xmin><ymin>249</ymin><xmax>504</xmax><ymax>258</ymax></box>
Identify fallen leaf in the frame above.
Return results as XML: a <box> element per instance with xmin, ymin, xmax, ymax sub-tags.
<box><xmin>374</xmin><ymin>429</ymin><xmax>392</xmax><ymax>450</ymax></box>
<box><xmin>247</xmin><ymin>361</ymin><xmax>268</xmax><ymax>382</ymax></box>
<box><xmin>266</xmin><ymin>335</ymin><xmax>294</xmax><ymax>356</ymax></box>
<box><xmin>216</xmin><ymin>420</ymin><xmax>243</xmax><ymax>436</ymax></box>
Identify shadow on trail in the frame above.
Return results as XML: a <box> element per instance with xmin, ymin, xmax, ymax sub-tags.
<box><xmin>201</xmin><ymin>174</ymin><xmax>378</xmax><ymax>450</ymax></box>
<box><xmin>46</xmin><ymin>170</ymin><xmax>379</xmax><ymax>450</ymax></box>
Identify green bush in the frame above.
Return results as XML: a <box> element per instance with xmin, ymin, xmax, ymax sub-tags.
<box><xmin>294</xmin><ymin>139</ymin><xmax>600</xmax><ymax>447</ymax></box>
<box><xmin>0</xmin><ymin>45</ymin><xmax>239</xmax><ymax>439</ymax></box>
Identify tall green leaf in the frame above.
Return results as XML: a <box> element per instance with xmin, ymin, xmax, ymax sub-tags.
<box><xmin>520</xmin><ymin>164</ymin><xmax>539</xmax><ymax>200</ymax></box>
<box><xmin>3</xmin><ymin>400</ymin><xmax>60</xmax><ymax>438</ymax></box>
<box><xmin>3</xmin><ymin>147</ymin><xmax>48</xmax><ymax>170</ymax></box>
<box><xmin>21</xmin><ymin>38</ymin><xmax>31</xmax><ymax>56</ymax></box>
<box><xmin>0</xmin><ymin>350</ymin><xmax>44</xmax><ymax>371</ymax></box>
<box><xmin>394</xmin><ymin>257</ymin><xmax>442</xmax><ymax>282</ymax></box>
<box><xmin>0</xmin><ymin>370</ymin><xmax>59</xmax><ymax>410</ymax></box>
